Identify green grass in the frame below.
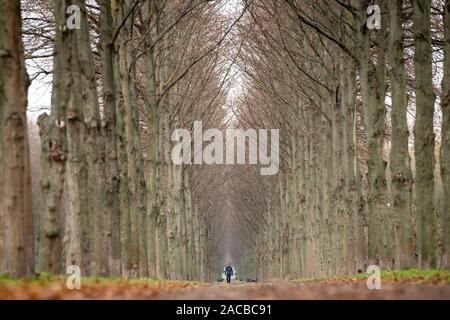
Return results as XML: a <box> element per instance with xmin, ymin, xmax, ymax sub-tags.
<box><xmin>80</xmin><ymin>276</ymin><xmax>198</xmax><ymax>286</ymax></box>
<box><xmin>0</xmin><ymin>272</ymin><xmax>53</xmax><ymax>285</ymax></box>
<box><xmin>294</xmin><ymin>269</ymin><xmax>450</xmax><ymax>284</ymax></box>
<box><xmin>379</xmin><ymin>269</ymin><xmax>450</xmax><ymax>283</ymax></box>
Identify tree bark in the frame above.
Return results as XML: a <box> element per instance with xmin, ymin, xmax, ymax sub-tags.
<box><xmin>440</xmin><ymin>0</ymin><xmax>450</xmax><ymax>269</ymax></box>
<box><xmin>99</xmin><ymin>0</ymin><xmax>121</xmax><ymax>276</ymax></box>
<box><xmin>145</xmin><ymin>35</ymin><xmax>160</xmax><ymax>278</ymax></box>
<box><xmin>413</xmin><ymin>0</ymin><xmax>437</xmax><ymax>268</ymax></box>
<box><xmin>73</xmin><ymin>0</ymin><xmax>107</xmax><ymax>276</ymax></box>
<box><xmin>357</xmin><ymin>0</ymin><xmax>394</xmax><ymax>268</ymax></box>
<box><xmin>0</xmin><ymin>0</ymin><xmax>33</xmax><ymax>277</ymax></box>
<box><xmin>388</xmin><ymin>0</ymin><xmax>415</xmax><ymax>268</ymax></box>
<box><xmin>116</xmin><ymin>3</ymin><xmax>141</xmax><ymax>276</ymax></box>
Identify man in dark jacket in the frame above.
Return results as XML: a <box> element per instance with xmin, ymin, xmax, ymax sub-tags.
<box><xmin>224</xmin><ymin>264</ymin><xmax>234</xmax><ymax>284</ymax></box>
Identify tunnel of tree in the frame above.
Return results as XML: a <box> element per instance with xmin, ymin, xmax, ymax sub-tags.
<box><xmin>0</xmin><ymin>0</ymin><xmax>450</xmax><ymax>281</ymax></box>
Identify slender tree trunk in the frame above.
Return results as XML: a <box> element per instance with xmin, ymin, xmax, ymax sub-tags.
<box><xmin>342</xmin><ymin>55</ymin><xmax>366</xmax><ymax>272</ymax></box>
<box><xmin>130</xmin><ymin>71</ymin><xmax>148</xmax><ymax>277</ymax></box>
<box><xmin>388</xmin><ymin>0</ymin><xmax>415</xmax><ymax>269</ymax></box>
<box><xmin>146</xmin><ymin>40</ymin><xmax>159</xmax><ymax>278</ymax></box>
<box><xmin>116</xmin><ymin>16</ymin><xmax>140</xmax><ymax>276</ymax></box>
<box><xmin>357</xmin><ymin>0</ymin><xmax>394</xmax><ymax>268</ymax></box>
<box><xmin>75</xmin><ymin>0</ymin><xmax>107</xmax><ymax>276</ymax></box>
<box><xmin>64</xmin><ymin>36</ymin><xmax>88</xmax><ymax>270</ymax></box>
<box><xmin>184</xmin><ymin>173</ymin><xmax>193</xmax><ymax>279</ymax></box>
<box><xmin>99</xmin><ymin>0</ymin><xmax>121</xmax><ymax>276</ymax></box>
<box><xmin>113</xmin><ymin>0</ymin><xmax>133</xmax><ymax>277</ymax></box>
<box><xmin>193</xmin><ymin>203</ymin><xmax>201</xmax><ymax>280</ymax></box>
<box><xmin>413</xmin><ymin>0</ymin><xmax>437</xmax><ymax>268</ymax></box>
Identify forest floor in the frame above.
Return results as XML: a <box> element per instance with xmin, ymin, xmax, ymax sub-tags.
<box><xmin>1</xmin><ymin>270</ymin><xmax>449</xmax><ymax>300</ymax></box>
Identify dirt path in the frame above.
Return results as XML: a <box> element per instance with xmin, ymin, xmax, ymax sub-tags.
<box><xmin>159</xmin><ymin>281</ymin><xmax>450</xmax><ymax>299</ymax></box>
<box><xmin>1</xmin><ymin>280</ymin><xmax>450</xmax><ymax>300</ymax></box>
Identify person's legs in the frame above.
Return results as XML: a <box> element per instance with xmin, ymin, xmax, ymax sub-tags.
<box><xmin>226</xmin><ymin>274</ymin><xmax>231</xmax><ymax>284</ymax></box>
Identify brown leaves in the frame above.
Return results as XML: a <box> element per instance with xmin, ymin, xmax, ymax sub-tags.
<box><xmin>0</xmin><ymin>280</ymin><xmax>196</xmax><ymax>300</ymax></box>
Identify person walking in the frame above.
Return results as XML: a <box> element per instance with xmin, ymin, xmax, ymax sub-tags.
<box><xmin>224</xmin><ymin>264</ymin><xmax>234</xmax><ymax>284</ymax></box>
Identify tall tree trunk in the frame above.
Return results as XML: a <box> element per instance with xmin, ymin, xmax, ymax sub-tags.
<box><xmin>130</xmin><ymin>69</ymin><xmax>149</xmax><ymax>277</ymax></box>
<box><xmin>413</xmin><ymin>0</ymin><xmax>437</xmax><ymax>268</ymax></box>
<box><xmin>388</xmin><ymin>0</ymin><xmax>415</xmax><ymax>268</ymax></box>
<box><xmin>440</xmin><ymin>0</ymin><xmax>450</xmax><ymax>269</ymax></box>
<box><xmin>99</xmin><ymin>0</ymin><xmax>121</xmax><ymax>276</ymax></box>
<box><xmin>112</xmin><ymin>0</ymin><xmax>130</xmax><ymax>278</ymax></box>
<box><xmin>165</xmin><ymin>111</ymin><xmax>178</xmax><ymax>279</ymax></box>
<box><xmin>0</xmin><ymin>0</ymin><xmax>33</xmax><ymax>277</ymax></box>
<box><xmin>183</xmin><ymin>173</ymin><xmax>193</xmax><ymax>279</ymax></box>
<box><xmin>75</xmin><ymin>0</ymin><xmax>107</xmax><ymax>276</ymax></box>
<box><xmin>64</xmin><ymin>35</ymin><xmax>88</xmax><ymax>270</ymax></box>
<box><xmin>146</xmin><ymin>42</ymin><xmax>160</xmax><ymax>278</ymax></box>
<box><xmin>357</xmin><ymin>0</ymin><xmax>394</xmax><ymax>268</ymax></box>
<box><xmin>341</xmin><ymin>55</ymin><xmax>366</xmax><ymax>272</ymax></box>
<box><xmin>116</xmin><ymin>7</ymin><xmax>140</xmax><ymax>276</ymax></box>
<box><xmin>62</xmin><ymin>0</ymin><xmax>101</xmax><ymax>272</ymax></box>
<box><xmin>36</xmin><ymin>0</ymin><xmax>69</xmax><ymax>275</ymax></box>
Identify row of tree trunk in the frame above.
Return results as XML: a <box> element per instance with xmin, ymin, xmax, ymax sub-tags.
<box><xmin>1</xmin><ymin>0</ymin><xmax>219</xmax><ymax>280</ymax></box>
<box><xmin>237</xmin><ymin>0</ymin><xmax>450</xmax><ymax>280</ymax></box>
